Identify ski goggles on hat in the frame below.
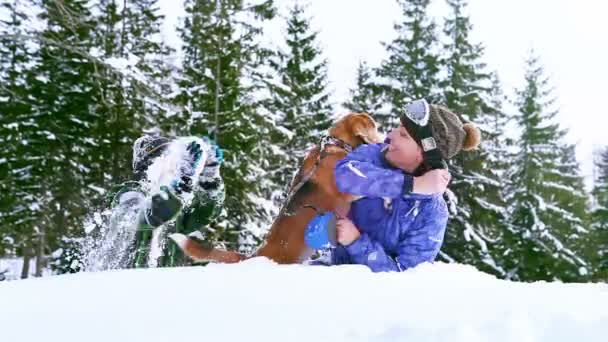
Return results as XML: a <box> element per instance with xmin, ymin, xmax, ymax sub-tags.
<box><xmin>404</xmin><ymin>98</ymin><xmax>431</xmax><ymax>127</ymax></box>
<box><xmin>400</xmin><ymin>99</ymin><xmax>447</xmax><ymax>170</ymax></box>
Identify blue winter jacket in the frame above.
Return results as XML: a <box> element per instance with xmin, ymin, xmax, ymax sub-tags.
<box><xmin>330</xmin><ymin>143</ymin><xmax>448</xmax><ymax>272</ymax></box>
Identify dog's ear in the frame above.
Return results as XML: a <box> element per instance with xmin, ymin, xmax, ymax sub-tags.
<box><xmin>355</xmin><ymin>130</ymin><xmax>374</xmax><ymax>144</ymax></box>
<box><xmin>352</xmin><ymin>118</ymin><xmax>377</xmax><ymax>144</ymax></box>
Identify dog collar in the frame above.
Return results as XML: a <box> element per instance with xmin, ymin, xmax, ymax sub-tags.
<box><xmin>322</xmin><ymin>136</ymin><xmax>353</xmax><ymax>153</ymax></box>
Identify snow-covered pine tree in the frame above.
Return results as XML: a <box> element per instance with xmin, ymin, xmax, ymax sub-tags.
<box><xmin>29</xmin><ymin>0</ymin><xmax>100</xmax><ymax>271</ymax></box>
<box><xmin>590</xmin><ymin>146</ymin><xmax>608</xmax><ymax>280</ymax></box>
<box><xmin>440</xmin><ymin>0</ymin><xmax>491</xmax><ymax>111</ymax></box>
<box><xmin>175</xmin><ymin>0</ymin><xmax>277</xmax><ymax>252</ymax></box>
<box><xmin>90</xmin><ymin>0</ymin><xmax>174</xmax><ymax>190</ymax></box>
<box><xmin>436</xmin><ymin>0</ymin><xmax>508</xmax><ymax>277</ymax></box>
<box><xmin>119</xmin><ymin>0</ymin><xmax>174</xmax><ymax>128</ymax></box>
<box><xmin>471</xmin><ymin>72</ymin><xmax>514</xmax><ymax>190</ymax></box>
<box><xmin>480</xmin><ymin>72</ymin><xmax>513</xmax><ymax>175</ymax></box>
<box><xmin>343</xmin><ymin>60</ymin><xmax>387</xmax><ymax>127</ymax></box>
<box><xmin>88</xmin><ymin>0</ymin><xmax>130</xmax><ymax>192</ymax></box>
<box><xmin>553</xmin><ymin>143</ymin><xmax>591</xmax><ymax>253</ymax></box>
<box><xmin>0</xmin><ymin>0</ymin><xmax>41</xmax><ymax>260</ymax></box>
<box><xmin>468</xmin><ymin>72</ymin><xmax>517</xmax><ymax>273</ymax></box>
<box><xmin>265</xmin><ymin>2</ymin><xmax>333</xmax><ymax>201</ymax></box>
<box><xmin>593</xmin><ymin>147</ymin><xmax>608</xmax><ymax>211</ymax></box>
<box><xmin>375</xmin><ymin>0</ymin><xmax>441</xmax><ymax>128</ymax></box>
<box><xmin>504</xmin><ymin>52</ymin><xmax>589</xmax><ymax>281</ymax></box>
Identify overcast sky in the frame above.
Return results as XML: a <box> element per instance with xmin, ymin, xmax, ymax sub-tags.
<box><xmin>159</xmin><ymin>0</ymin><xmax>608</xmax><ymax>188</ymax></box>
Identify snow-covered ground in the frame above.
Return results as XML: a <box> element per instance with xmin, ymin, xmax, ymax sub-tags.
<box><xmin>1</xmin><ymin>259</ymin><xmax>607</xmax><ymax>342</ymax></box>
<box><xmin>0</xmin><ymin>257</ymin><xmax>50</xmax><ymax>281</ymax></box>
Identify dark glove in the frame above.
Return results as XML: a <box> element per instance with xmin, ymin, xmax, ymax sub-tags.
<box><xmin>140</xmin><ymin>186</ymin><xmax>183</xmax><ymax>228</ymax></box>
<box><xmin>186</xmin><ymin>140</ymin><xmax>203</xmax><ymax>170</ymax></box>
<box><xmin>172</xmin><ymin>141</ymin><xmax>204</xmax><ymax>194</ymax></box>
<box><xmin>173</xmin><ymin>175</ymin><xmax>193</xmax><ymax>194</ymax></box>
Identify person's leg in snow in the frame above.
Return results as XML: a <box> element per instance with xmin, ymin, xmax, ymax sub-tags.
<box><xmin>133</xmin><ymin>229</ymin><xmax>152</xmax><ymax>268</ymax></box>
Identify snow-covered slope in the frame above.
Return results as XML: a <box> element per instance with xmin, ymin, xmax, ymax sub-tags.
<box><xmin>1</xmin><ymin>259</ymin><xmax>607</xmax><ymax>342</ymax></box>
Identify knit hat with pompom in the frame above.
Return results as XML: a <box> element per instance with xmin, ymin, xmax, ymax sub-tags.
<box><xmin>401</xmin><ymin>103</ymin><xmax>481</xmax><ymax>160</ymax></box>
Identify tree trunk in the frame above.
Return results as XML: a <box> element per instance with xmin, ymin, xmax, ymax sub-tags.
<box><xmin>213</xmin><ymin>0</ymin><xmax>222</xmax><ymax>142</ymax></box>
<box><xmin>35</xmin><ymin>226</ymin><xmax>46</xmax><ymax>277</ymax></box>
<box><xmin>21</xmin><ymin>245</ymin><xmax>32</xmax><ymax>279</ymax></box>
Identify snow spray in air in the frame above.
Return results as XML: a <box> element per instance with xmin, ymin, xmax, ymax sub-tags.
<box><xmin>81</xmin><ymin>137</ymin><xmax>207</xmax><ymax>271</ymax></box>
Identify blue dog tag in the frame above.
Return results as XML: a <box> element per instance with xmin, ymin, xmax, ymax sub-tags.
<box><xmin>305</xmin><ymin>212</ymin><xmax>337</xmax><ymax>249</ymax></box>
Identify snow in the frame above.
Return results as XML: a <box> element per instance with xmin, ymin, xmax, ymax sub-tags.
<box><xmin>0</xmin><ymin>257</ymin><xmax>50</xmax><ymax>281</ymax></box>
<box><xmin>87</xmin><ymin>184</ymin><xmax>106</xmax><ymax>195</ymax></box>
<box><xmin>105</xmin><ymin>54</ymin><xmax>140</xmax><ymax>73</ymax></box>
<box><xmin>83</xmin><ymin>211</ymin><xmax>105</xmax><ymax>234</ymax></box>
<box><xmin>144</xmin><ymin>136</ymin><xmax>208</xmax><ymax>206</ymax></box>
<box><xmin>28</xmin><ymin>202</ymin><xmax>40</xmax><ymax>211</ymax></box>
<box><xmin>44</xmin><ymin>131</ymin><xmax>57</xmax><ymax>140</ymax></box>
<box><xmin>544</xmin><ymin>181</ymin><xmax>577</xmax><ymax>193</ymax></box>
<box><xmin>246</xmin><ymin>192</ymin><xmax>279</xmax><ymax>215</ymax></box>
<box><xmin>1</xmin><ymin>260</ymin><xmax>607</xmax><ymax>342</ymax></box>
<box><xmin>5</xmin><ymin>122</ymin><xmax>18</xmax><ymax>130</ymax></box>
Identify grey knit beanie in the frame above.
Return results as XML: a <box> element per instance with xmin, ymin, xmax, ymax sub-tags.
<box><xmin>428</xmin><ymin>105</ymin><xmax>481</xmax><ymax>160</ymax></box>
<box><xmin>400</xmin><ymin>102</ymin><xmax>482</xmax><ymax>160</ymax></box>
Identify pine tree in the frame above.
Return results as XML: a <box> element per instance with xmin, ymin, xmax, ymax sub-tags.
<box><xmin>175</xmin><ymin>0</ymin><xmax>276</xmax><ymax>252</ymax></box>
<box><xmin>375</xmin><ymin>0</ymin><xmax>441</xmax><ymax>128</ymax></box>
<box><xmin>0</xmin><ymin>0</ymin><xmax>46</xmax><ymax>266</ymax></box>
<box><xmin>28</xmin><ymin>0</ymin><xmax>100</xmax><ymax>271</ymax></box>
<box><xmin>343</xmin><ymin>60</ymin><xmax>386</xmax><ymax>123</ymax></box>
<box><xmin>265</xmin><ymin>2</ymin><xmax>333</xmax><ymax>197</ymax></box>
<box><xmin>504</xmin><ymin>52</ymin><xmax>589</xmax><ymax>281</ymax></box>
<box><xmin>441</xmin><ymin>0</ymin><xmax>492</xmax><ymax>112</ymax></box>
<box><xmin>90</xmin><ymin>0</ymin><xmax>174</xmax><ymax>190</ymax></box>
<box><xmin>120</xmin><ymin>0</ymin><xmax>174</xmax><ymax>129</ymax></box>
<box><xmin>436</xmin><ymin>0</ymin><xmax>508</xmax><ymax>277</ymax></box>
<box><xmin>554</xmin><ymin>143</ymin><xmax>590</xmax><ymax>230</ymax></box>
<box><xmin>89</xmin><ymin>0</ymin><xmax>130</xmax><ymax>192</ymax></box>
<box><xmin>590</xmin><ymin>147</ymin><xmax>608</xmax><ymax>280</ymax></box>
<box><xmin>480</xmin><ymin>72</ymin><xmax>513</xmax><ymax>174</ymax></box>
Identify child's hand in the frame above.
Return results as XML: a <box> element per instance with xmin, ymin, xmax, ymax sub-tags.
<box><xmin>186</xmin><ymin>141</ymin><xmax>203</xmax><ymax>169</ymax></box>
<box><xmin>336</xmin><ymin>218</ymin><xmax>361</xmax><ymax>246</ymax></box>
<box><xmin>173</xmin><ymin>140</ymin><xmax>203</xmax><ymax>194</ymax></box>
<box><xmin>172</xmin><ymin>175</ymin><xmax>193</xmax><ymax>194</ymax></box>
<box><xmin>143</xmin><ymin>186</ymin><xmax>183</xmax><ymax>228</ymax></box>
<box><xmin>413</xmin><ymin>169</ymin><xmax>451</xmax><ymax>195</ymax></box>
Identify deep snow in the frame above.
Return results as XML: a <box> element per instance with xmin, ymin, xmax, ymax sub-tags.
<box><xmin>1</xmin><ymin>259</ymin><xmax>607</xmax><ymax>342</ymax></box>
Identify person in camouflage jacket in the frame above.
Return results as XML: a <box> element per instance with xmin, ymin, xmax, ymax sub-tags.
<box><xmin>107</xmin><ymin>135</ymin><xmax>225</xmax><ymax>268</ymax></box>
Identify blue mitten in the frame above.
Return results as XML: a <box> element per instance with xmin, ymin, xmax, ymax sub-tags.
<box><xmin>305</xmin><ymin>212</ymin><xmax>337</xmax><ymax>249</ymax></box>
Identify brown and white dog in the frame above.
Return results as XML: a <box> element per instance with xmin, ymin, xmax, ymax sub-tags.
<box><xmin>170</xmin><ymin>113</ymin><xmax>383</xmax><ymax>264</ymax></box>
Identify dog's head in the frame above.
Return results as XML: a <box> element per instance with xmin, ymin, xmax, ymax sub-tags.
<box><xmin>328</xmin><ymin>113</ymin><xmax>383</xmax><ymax>148</ymax></box>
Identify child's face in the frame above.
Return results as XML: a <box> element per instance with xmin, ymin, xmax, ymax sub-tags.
<box><xmin>384</xmin><ymin>125</ymin><xmax>423</xmax><ymax>173</ymax></box>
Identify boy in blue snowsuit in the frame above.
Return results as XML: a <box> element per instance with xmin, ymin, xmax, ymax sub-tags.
<box><xmin>327</xmin><ymin>99</ymin><xmax>481</xmax><ymax>272</ymax></box>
